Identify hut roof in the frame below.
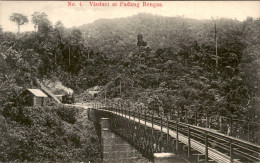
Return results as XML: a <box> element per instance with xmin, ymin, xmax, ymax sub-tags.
<box><xmin>27</xmin><ymin>89</ymin><xmax>48</xmax><ymax>97</ymax></box>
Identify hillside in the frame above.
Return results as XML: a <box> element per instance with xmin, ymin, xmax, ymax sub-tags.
<box><xmin>77</xmin><ymin>14</ymin><xmax>259</xmax><ymax>119</ymax></box>
<box><xmin>0</xmin><ymin>105</ymin><xmax>101</xmax><ymax>162</ymax></box>
<box><xmin>79</xmin><ymin>13</ymin><xmax>239</xmax><ymax>57</ymax></box>
<box><xmin>0</xmin><ymin>13</ymin><xmax>259</xmax><ymax>143</ymax></box>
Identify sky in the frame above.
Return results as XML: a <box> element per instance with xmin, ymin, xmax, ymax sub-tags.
<box><xmin>0</xmin><ymin>1</ymin><xmax>260</xmax><ymax>32</ymax></box>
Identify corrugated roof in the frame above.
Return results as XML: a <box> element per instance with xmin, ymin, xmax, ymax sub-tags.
<box><xmin>27</xmin><ymin>89</ymin><xmax>48</xmax><ymax>97</ymax></box>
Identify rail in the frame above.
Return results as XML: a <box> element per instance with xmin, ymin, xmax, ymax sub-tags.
<box><xmin>96</xmin><ymin>99</ymin><xmax>260</xmax><ymax>144</ymax></box>
<box><xmin>93</xmin><ymin>101</ymin><xmax>260</xmax><ymax>163</ymax></box>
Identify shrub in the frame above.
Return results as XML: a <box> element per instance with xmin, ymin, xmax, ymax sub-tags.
<box><xmin>55</xmin><ymin>105</ymin><xmax>78</xmax><ymax>124</ymax></box>
<box><xmin>0</xmin><ymin>105</ymin><xmax>101</xmax><ymax>162</ymax></box>
<box><xmin>3</xmin><ymin>106</ymin><xmax>32</xmax><ymax>126</ymax></box>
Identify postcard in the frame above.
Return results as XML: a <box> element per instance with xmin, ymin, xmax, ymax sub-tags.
<box><xmin>0</xmin><ymin>1</ymin><xmax>259</xmax><ymax>162</ymax></box>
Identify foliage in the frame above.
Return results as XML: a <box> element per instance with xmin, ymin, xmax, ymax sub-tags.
<box><xmin>0</xmin><ymin>105</ymin><xmax>101</xmax><ymax>162</ymax></box>
<box><xmin>0</xmin><ymin>13</ymin><xmax>259</xmax><ymax>140</ymax></box>
<box><xmin>9</xmin><ymin>13</ymin><xmax>29</xmax><ymax>33</ymax></box>
<box><xmin>56</xmin><ymin>105</ymin><xmax>78</xmax><ymax>124</ymax></box>
<box><xmin>31</xmin><ymin>12</ymin><xmax>52</xmax><ymax>35</ymax></box>
<box><xmin>87</xmin><ymin>14</ymin><xmax>259</xmax><ymax>121</ymax></box>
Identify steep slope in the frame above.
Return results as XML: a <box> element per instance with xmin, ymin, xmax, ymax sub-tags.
<box><xmin>0</xmin><ymin>105</ymin><xmax>101</xmax><ymax>162</ymax></box>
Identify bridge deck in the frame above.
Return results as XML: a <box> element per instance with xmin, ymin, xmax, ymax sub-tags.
<box><xmin>116</xmin><ymin>112</ymin><xmax>234</xmax><ymax>163</ymax></box>
<box><xmin>75</xmin><ymin>104</ymin><xmax>240</xmax><ymax>163</ymax></box>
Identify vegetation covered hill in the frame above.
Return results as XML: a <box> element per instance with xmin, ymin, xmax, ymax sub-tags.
<box><xmin>0</xmin><ymin>105</ymin><xmax>101</xmax><ymax>162</ymax></box>
<box><xmin>79</xmin><ymin>13</ymin><xmax>213</xmax><ymax>56</ymax></box>
<box><xmin>79</xmin><ymin>13</ymin><xmax>259</xmax><ymax>119</ymax></box>
<box><xmin>0</xmin><ymin>12</ymin><xmax>259</xmax><ymax>148</ymax></box>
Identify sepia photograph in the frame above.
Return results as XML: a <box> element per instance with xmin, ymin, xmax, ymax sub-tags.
<box><xmin>0</xmin><ymin>1</ymin><xmax>259</xmax><ymax>162</ymax></box>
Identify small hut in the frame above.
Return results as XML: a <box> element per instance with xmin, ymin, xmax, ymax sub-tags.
<box><xmin>88</xmin><ymin>91</ymin><xmax>100</xmax><ymax>97</ymax></box>
<box><xmin>24</xmin><ymin>89</ymin><xmax>48</xmax><ymax>106</ymax></box>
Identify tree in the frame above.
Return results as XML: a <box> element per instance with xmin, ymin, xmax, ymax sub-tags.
<box><xmin>9</xmin><ymin>13</ymin><xmax>28</xmax><ymax>33</ymax></box>
<box><xmin>31</xmin><ymin>12</ymin><xmax>51</xmax><ymax>34</ymax></box>
<box><xmin>137</xmin><ymin>34</ymin><xmax>147</xmax><ymax>52</ymax></box>
<box><xmin>54</xmin><ymin>21</ymin><xmax>65</xmax><ymax>41</ymax></box>
<box><xmin>137</xmin><ymin>34</ymin><xmax>148</xmax><ymax>64</ymax></box>
<box><xmin>71</xmin><ymin>29</ymin><xmax>83</xmax><ymax>43</ymax></box>
<box><xmin>66</xmin><ymin>29</ymin><xmax>84</xmax><ymax>69</ymax></box>
<box><xmin>0</xmin><ymin>25</ymin><xmax>3</xmax><ymax>35</ymax></box>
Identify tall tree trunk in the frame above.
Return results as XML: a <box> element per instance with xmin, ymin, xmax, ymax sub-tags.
<box><xmin>34</xmin><ymin>25</ymin><xmax>37</xmax><ymax>35</ymax></box>
<box><xmin>88</xmin><ymin>49</ymin><xmax>90</xmax><ymax>60</ymax></box>
<box><xmin>120</xmin><ymin>80</ymin><xmax>121</xmax><ymax>96</ymax></box>
<box><xmin>214</xmin><ymin>23</ymin><xmax>218</xmax><ymax>69</ymax></box>
<box><xmin>17</xmin><ymin>24</ymin><xmax>20</xmax><ymax>33</ymax></box>
<box><xmin>69</xmin><ymin>47</ymin><xmax>71</xmax><ymax>69</ymax></box>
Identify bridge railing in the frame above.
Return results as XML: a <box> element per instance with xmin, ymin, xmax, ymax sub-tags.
<box><xmin>93</xmin><ymin>100</ymin><xmax>260</xmax><ymax>163</ymax></box>
<box><xmin>176</xmin><ymin>110</ymin><xmax>259</xmax><ymax>144</ymax></box>
<box><xmin>96</xmin><ymin>99</ymin><xmax>259</xmax><ymax>144</ymax></box>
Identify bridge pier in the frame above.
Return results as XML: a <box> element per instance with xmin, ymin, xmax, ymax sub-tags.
<box><xmin>100</xmin><ymin>117</ymin><xmax>185</xmax><ymax>163</ymax></box>
<box><xmin>101</xmin><ymin>118</ymin><xmax>143</xmax><ymax>163</ymax></box>
<box><xmin>88</xmin><ymin>108</ymin><xmax>189</xmax><ymax>163</ymax></box>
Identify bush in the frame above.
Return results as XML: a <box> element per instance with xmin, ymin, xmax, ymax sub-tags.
<box><xmin>55</xmin><ymin>105</ymin><xmax>78</xmax><ymax>124</ymax></box>
<box><xmin>2</xmin><ymin>106</ymin><xmax>32</xmax><ymax>126</ymax></box>
<box><xmin>0</xmin><ymin>105</ymin><xmax>101</xmax><ymax>162</ymax></box>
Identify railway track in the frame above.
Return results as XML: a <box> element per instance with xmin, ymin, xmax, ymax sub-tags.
<box><xmin>95</xmin><ymin>105</ymin><xmax>260</xmax><ymax>163</ymax></box>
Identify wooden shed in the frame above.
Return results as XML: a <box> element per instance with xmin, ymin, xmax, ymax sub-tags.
<box><xmin>24</xmin><ymin>89</ymin><xmax>48</xmax><ymax>106</ymax></box>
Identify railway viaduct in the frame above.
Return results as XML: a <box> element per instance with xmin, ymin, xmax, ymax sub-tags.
<box><xmin>73</xmin><ymin>102</ymin><xmax>260</xmax><ymax>163</ymax></box>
